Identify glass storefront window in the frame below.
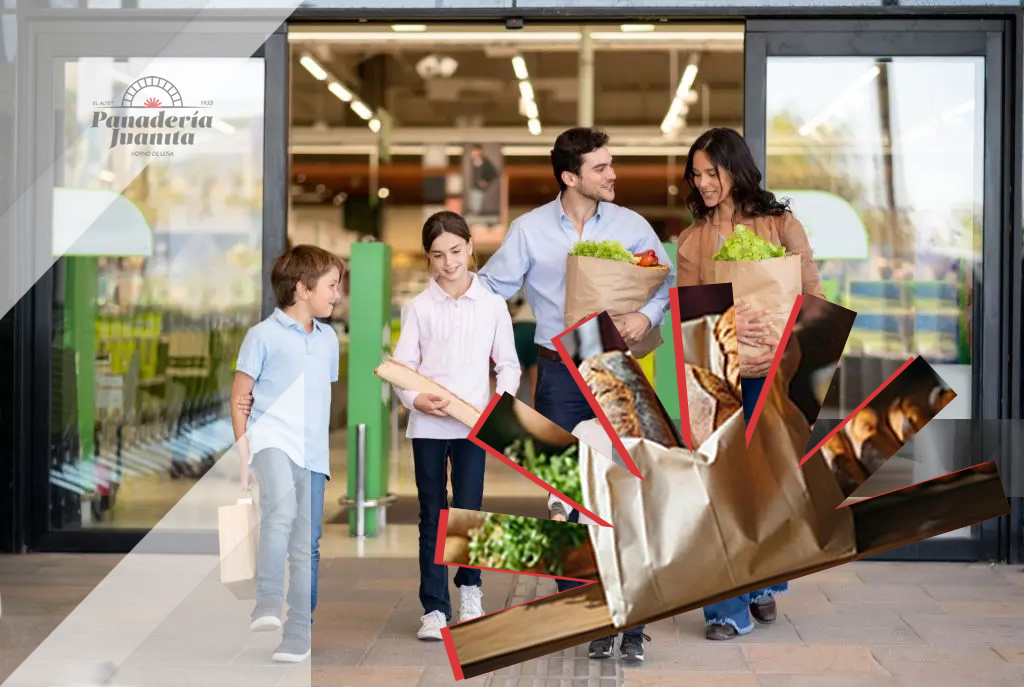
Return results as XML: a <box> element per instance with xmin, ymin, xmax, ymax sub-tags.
<box><xmin>765</xmin><ymin>56</ymin><xmax>984</xmax><ymax>519</ymax></box>
<box><xmin>50</xmin><ymin>58</ymin><xmax>264</xmax><ymax>529</ymax></box>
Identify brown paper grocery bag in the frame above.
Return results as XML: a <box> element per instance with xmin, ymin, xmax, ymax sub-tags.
<box><xmin>218</xmin><ymin>496</ymin><xmax>259</xmax><ymax>599</ymax></box>
<box><xmin>709</xmin><ymin>255</ymin><xmax>801</xmax><ymax>362</ymax></box>
<box><xmin>565</xmin><ymin>256</ymin><xmax>671</xmax><ymax>359</ymax></box>
<box><xmin>581</xmin><ymin>383</ymin><xmax>856</xmax><ymax>630</ymax></box>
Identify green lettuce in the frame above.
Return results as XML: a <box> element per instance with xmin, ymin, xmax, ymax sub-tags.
<box><xmin>569</xmin><ymin>239</ymin><xmax>638</xmax><ymax>264</ymax></box>
<box><xmin>711</xmin><ymin>225</ymin><xmax>786</xmax><ymax>262</ymax></box>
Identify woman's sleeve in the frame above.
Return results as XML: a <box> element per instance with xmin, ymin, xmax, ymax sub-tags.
<box><xmin>491</xmin><ymin>301</ymin><xmax>522</xmax><ymax>399</ymax></box>
<box><xmin>392</xmin><ymin>303</ymin><xmax>422</xmax><ymax>410</ymax></box>
<box><xmin>675</xmin><ymin>227</ymin><xmax>701</xmax><ymax>288</ymax></box>
<box><xmin>781</xmin><ymin>212</ymin><xmax>826</xmax><ymax>300</ymax></box>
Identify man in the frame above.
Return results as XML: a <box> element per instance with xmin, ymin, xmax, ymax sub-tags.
<box><xmin>467</xmin><ymin>144</ymin><xmax>499</xmax><ymax>216</ymax></box>
<box><xmin>478</xmin><ymin>127</ymin><xmax>674</xmax><ymax>663</ymax></box>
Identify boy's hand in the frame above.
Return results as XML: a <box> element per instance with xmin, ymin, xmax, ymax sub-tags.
<box><xmin>236</xmin><ymin>392</ymin><xmax>254</xmax><ymax>417</ymax></box>
<box><xmin>414</xmin><ymin>393</ymin><xmax>450</xmax><ymax>417</ymax></box>
<box><xmin>550</xmin><ymin>513</ymin><xmax>567</xmax><ymax>522</ymax></box>
<box><xmin>240</xmin><ymin>464</ymin><xmax>256</xmax><ymax>492</ymax></box>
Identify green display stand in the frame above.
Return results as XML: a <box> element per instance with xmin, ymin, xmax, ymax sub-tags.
<box><xmin>65</xmin><ymin>257</ymin><xmax>97</xmax><ymax>470</ymax></box>
<box><xmin>655</xmin><ymin>242</ymin><xmax>680</xmax><ymax>420</ymax></box>
<box><xmin>346</xmin><ymin>242</ymin><xmax>392</xmax><ymax>537</ymax></box>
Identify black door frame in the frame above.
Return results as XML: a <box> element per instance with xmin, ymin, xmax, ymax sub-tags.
<box><xmin>12</xmin><ymin>15</ymin><xmax>289</xmax><ymax>553</ymax></box>
<box><xmin>745</xmin><ymin>18</ymin><xmax>1021</xmax><ymax>562</ymax></box>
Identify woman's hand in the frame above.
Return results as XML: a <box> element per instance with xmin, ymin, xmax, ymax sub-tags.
<box><xmin>735</xmin><ymin>303</ymin><xmax>776</xmax><ymax>349</ymax></box>
<box><xmin>414</xmin><ymin>393</ymin><xmax>451</xmax><ymax>417</ymax></box>
<box><xmin>740</xmin><ymin>351</ymin><xmax>774</xmax><ymax>379</ymax></box>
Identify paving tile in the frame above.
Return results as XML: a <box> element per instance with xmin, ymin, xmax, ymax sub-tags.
<box><xmin>869</xmin><ymin>645</ymin><xmax>1022</xmax><ymax>685</ymax></box>
<box><xmin>756</xmin><ymin>675</ymin><xmax>901</xmax><ymax>687</ymax></box>
<box><xmin>938</xmin><ymin>600</ymin><xmax>1024</xmax><ymax>617</ymax></box>
<box><xmin>743</xmin><ymin>644</ymin><xmax>884</xmax><ymax>674</ymax></box>
<box><xmin>778</xmin><ymin>585</ymin><xmax>840</xmax><ymax>616</ymax></box>
<box><xmin>788</xmin><ymin>609</ymin><xmax>924</xmax><ymax>645</ymax></box>
<box><xmin>629</xmin><ymin>642</ymin><xmax>749</xmax><ymax>671</ymax></box>
<box><xmin>854</xmin><ymin>562</ymin><xmax>1005</xmax><ymax>586</ymax></box>
<box><xmin>304</xmin><ymin>666</ymin><xmax>424</xmax><ymax>687</ymax></box>
<box><xmin>993</xmin><ymin>646</ymin><xmax>1024</xmax><ymax>663</ymax></box>
<box><xmin>416</xmin><ymin>665</ymin><xmax>491</xmax><ymax>686</ymax></box>
<box><xmin>622</xmin><ymin>670</ymin><xmax>758</xmax><ymax>686</ymax></box>
<box><xmin>819</xmin><ymin>582</ymin><xmax>943</xmax><ymax>613</ymax></box>
<box><xmin>900</xmin><ymin>612</ymin><xmax>1024</xmax><ymax>646</ymax></box>
<box><xmin>360</xmin><ymin>637</ymin><xmax>454</xmax><ymax>667</ymax></box>
<box><xmin>923</xmin><ymin>583</ymin><xmax>1024</xmax><ymax>602</ymax></box>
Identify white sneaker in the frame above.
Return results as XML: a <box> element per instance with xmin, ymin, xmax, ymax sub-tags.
<box><xmin>417</xmin><ymin>610</ymin><xmax>447</xmax><ymax>641</ymax></box>
<box><xmin>459</xmin><ymin>585</ymin><xmax>484</xmax><ymax>623</ymax></box>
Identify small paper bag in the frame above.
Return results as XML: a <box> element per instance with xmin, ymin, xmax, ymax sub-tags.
<box><xmin>218</xmin><ymin>496</ymin><xmax>259</xmax><ymax>599</ymax></box>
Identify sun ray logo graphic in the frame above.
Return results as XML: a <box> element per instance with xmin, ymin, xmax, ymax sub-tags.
<box><xmin>431</xmin><ymin>286</ymin><xmax>1009</xmax><ymax>680</ymax></box>
<box><xmin>143</xmin><ymin>97</ymin><xmax>162</xmax><ymax>109</ymax></box>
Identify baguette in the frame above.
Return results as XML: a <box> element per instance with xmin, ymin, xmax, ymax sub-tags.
<box><xmin>820</xmin><ymin>431</ymin><xmax>868</xmax><ymax>497</ymax></box>
<box><xmin>579</xmin><ymin>351</ymin><xmax>683</xmax><ymax>448</ymax></box>
<box><xmin>713</xmin><ymin>307</ymin><xmax>742</xmax><ymax>395</ymax></box>
<box><xmin>887</xmin><ymin>395</ymin><xmax>933</xmax><ymax>444</ymax></box>
<box><xmin>374</xmin><ymin>357</ymin><xmax>482</xmax><ymax>428</ymax></box>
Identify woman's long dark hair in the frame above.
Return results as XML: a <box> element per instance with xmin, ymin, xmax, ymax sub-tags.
<box><xmin>684</xmin><ymin>128</ymin><xmax>789</xmax><ymax>221</ymax></box>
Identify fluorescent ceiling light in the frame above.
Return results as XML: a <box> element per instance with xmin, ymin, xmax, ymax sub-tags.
<box><xmin>592</xmin><ymin>31</ymin><xmax>744</xmax><ymax>42</ymax></box>
<box><xmin>620</xmin><ymin>24</ymin><xmax>655</xmax><ymax>32</ymax></box>
<box><xmin>328</xmin><ymin>81</ymin><xmax>353</xmax><ymax>102</ymax></box>
<box><xmin>528</xmin><ymin>118</ymin><xmax>542</xmax><ymax>136</ymax></box>
<box><xmin>798</xmin><ymin>65</ymin><xmax>881</xmax><ymax>136</ymax></box>
<box><xmin>525</xmin><ymin>100</ymin><xmax>539</xmax><ymax>120</ymax></box>
<box><xmin>299</xmin><ymin>55</ymin><xmax>328</xmax><ymax>81</ymax></box>
<box><xmin>391</xmin><ymin>24</ymin><xmax>427</xmax><ymax>32</ymax></box>
<box><xmin>511</xmin><ymin>55</ymin><xmax>529</xmax><ymax>81</ymax></box>
<box><xmin>368</xmin><ymin>118</ymin><xmax>381</xmax><ymax>133</ymax></box>
<box><xmin>518</xmin><ymin>81</ymin><xmax>534</xmax><ymax>101</ymax></box>
<box><xmin>350</xmin><ymin>101</ymin><xmax>373</xmax><ymax>121</ymax></box>
<box><xmin>677</xmin><ymin>64</ymin><xmax>699</xmax><ymax>98</ymax></box>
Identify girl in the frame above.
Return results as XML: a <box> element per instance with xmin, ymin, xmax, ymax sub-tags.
<box><xmin>676</xmin><ymin>127</ymin><xmax>825</xmax><ymax>641</ymax></box>
<box><xmin>392</xmin><ymin>211</ymin><xmax>521</xmax><ymax>641</ymax></box>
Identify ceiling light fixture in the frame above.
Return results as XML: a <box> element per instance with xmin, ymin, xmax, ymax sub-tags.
<box><xmin>524</xmin><ymin>99</ymin><xmax>539</xmax><ymax>120</ymax></box>
<box><xmin>528</xmin><ymin>118</ymin><xmax>542</xmax><ymax>136</ymax></box>
<box><xmin>368</xmin><ymin>118</ymin><xmax>382</xmax><ymax>133</ymax></box>
<box><xmin>327</xmin><ymin>81</ymin><xmax>353</xmax><ymax>102</ymax></box>
<box><xmin>620</xmin><ymin>24</ymin><xmax>656</xmax><ymax>32</ymax></box>
<box><xmin>350</xmin><ymin>101</ymin><xmax>373</xmax><ymax>121</ymax></box>
<box><xmin>511</xmin><ymin>55</ymin><xmax>529</xmax><ymax>80</ymax></box>
<box><xmin>518</xmin><ymin>80</ymin><xmax>534</xmax><ymax>101</ymax></box>
<box><xmin>391</xmin><ymin>24</ymin><xmax>427</xmax><ymax>32</ymax></box>
<box><xmin>299</xmin><ymin>55</ymin><xmax>328</xmax><ymax>81</ymax></box>
<box><xmin>661</xmin><ymin>55</ymin><xmax>700</xmax><ymax>136</ymax></box>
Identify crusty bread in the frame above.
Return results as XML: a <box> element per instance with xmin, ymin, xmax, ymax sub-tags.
<box><xmin>821</xmin><ymin>431</ymin><xmax>868</xmax><ymax>497</ymax></box>
<box><xmin>684</xmin><ymin>364</ymin><xmax>741</xmax><ymax>447</ymax></box>
<box><xmin>713</xmin><ymin>307</ymin><xmax>741</xmax><ymax>395</ymax></box>
<box><xmin>580</xmin><ymin>351</ymin><xmax>683</xmax><ymax>448</ymax></box>
<box><xmin>845</xmin><ymin>407</ymin><xmax>901</xmax><ymax>474</ymax></box>
<box><xmin>888</xmin><ymin>396</ymin><xmax>933</xmax><ymax>444</ymax></box>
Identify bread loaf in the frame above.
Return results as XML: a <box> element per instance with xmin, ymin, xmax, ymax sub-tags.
<box><xmin>887</xmin><ymin>396</ymin><xmax>932</xmax><ymax>444</ymax></box>
<box><xmin>821</xmin><ymin>431</ymin><xmax>868</xmax><ymax>497</ymax></box>
<box><xmin>846</xmin><ymin>407</ymin><xmax>901</xmax><ymax>474</ymax></box>
<box><xmin>684</xmin><ymin>364</ymin><xmax>741</xmax><ymax>448</ymax></box>
<box><xmin>713</xmin><ymin>307</ymin><xmax>741</xmax><ymax>395</ymax></box>
<box><xmin>579</xmin><ymin>351</ymin><xmax>683</xmax><ymax>448</ymax></box>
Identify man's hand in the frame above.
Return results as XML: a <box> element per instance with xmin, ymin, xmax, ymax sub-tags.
<box><xmin>616</xmin><ymin>312</ymin><xmax>652</xmax><ymax>345</ymax></box>
<box><xmin>236</xmin><ymin>392</ymin><xmax>254</xmax><ymax>417</ymax></box>
<box><xmin>414</xmin><ymin>393</ymin><xmax>451</xmax><ymax>417</ymax></box>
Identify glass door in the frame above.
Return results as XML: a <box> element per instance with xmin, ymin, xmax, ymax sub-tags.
<box><xmin>745</xmin><ymin>19</ymin><xmax>1012</xmax><ymax>561</ymax></box>
<box><xmin>17</xmin><ymin>19</ymin><xmax>288</xmax><ymax>551</ymax></box>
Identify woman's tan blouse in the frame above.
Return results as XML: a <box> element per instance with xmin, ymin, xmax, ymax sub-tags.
<box><xmin>675</xmin><ymin>211</ymin><xmax>825</xmax><ymax>300</ymax></box>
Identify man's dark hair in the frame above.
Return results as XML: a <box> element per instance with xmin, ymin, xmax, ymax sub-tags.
<box><xmin>550</xmin><ymin>127</ymin><xmax>610</xmax><ymax>193</ymax></box>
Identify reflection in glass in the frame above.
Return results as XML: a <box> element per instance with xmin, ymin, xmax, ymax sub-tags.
<box><xmin>766</xmin><ymin>57</ymin><xmax>984</xmax><ymax>526</ymax></box>
<box><xmin>50</xmin><ymin>58</ymin><xmax>264</xmax><ymax>529</ymax></box>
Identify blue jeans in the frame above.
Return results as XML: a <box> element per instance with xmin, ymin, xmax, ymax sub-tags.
<box><xmin>703</xmin><ymin>376</ymin><xmax>789</xmax><ymax>633</ymax></box>
<box><xmin>252</xmin><ymin>448</ymin><xmax>327</xmax><ymax>638</ymax></box>
<box><xmin>534</xmin><ymin>354</ymin><xmax>646</xmax><ymax>638</ymax></box>
<box><xmin>412</xmin><ymin>438</ymin><xmax>485</xmax><ymax>619</ymax></box>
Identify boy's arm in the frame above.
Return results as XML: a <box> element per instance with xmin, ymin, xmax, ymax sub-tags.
<box><xmin>477</xmin><ymin>219</ymin><xmax>530</xmax><ymax>300</ymax></box>
<box><xmin>231</xmin><ymin>371</ymin><xmax>256</xmax><ymax>489</ymax></box>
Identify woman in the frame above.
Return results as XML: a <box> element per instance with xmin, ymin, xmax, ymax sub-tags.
<box><xmin>676</xmin><ymin>127</ymin><xmax>824</xmax><ymax>641</ymax></box>
<box><xmin>391</xmin><ymin>211</ymin><xmax>521</xmax><ymax>641</ymax></box>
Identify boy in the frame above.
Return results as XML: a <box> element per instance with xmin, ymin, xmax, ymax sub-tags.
<box><xmin>230</xmin><ymin>245</ymin><xmax>343</xmax><ymax>663</ymax></box>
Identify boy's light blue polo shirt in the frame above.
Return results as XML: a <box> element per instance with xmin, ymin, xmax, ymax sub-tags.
<box><xmin>236</xmin><ymin>308</ymin><xmax>339</xmax><ymax>478</ymax></box>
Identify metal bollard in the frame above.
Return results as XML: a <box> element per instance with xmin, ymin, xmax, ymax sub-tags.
<box><xmin>355</xmin><ymin>423</ymin><xmax>367</xmax><ymax>539</ymax></box>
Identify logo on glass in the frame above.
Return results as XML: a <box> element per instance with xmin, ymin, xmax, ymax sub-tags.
<box><xmin>91</xmin><ymin>76</ymin><xmax>214</xmax><ymax>152</ymax></box>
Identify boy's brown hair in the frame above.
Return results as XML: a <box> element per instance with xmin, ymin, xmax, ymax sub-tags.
<box><xmin>271</xmin><ymin>244</ymin><xmax>345</xmax><ymax>308</ymax></box>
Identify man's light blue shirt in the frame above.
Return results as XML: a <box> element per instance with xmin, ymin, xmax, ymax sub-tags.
<box><xmin>478</xmin><ymin>195</ymin><xmax>675</xmax><ymax>349</ymax></box>
<box><xmin>236</xmin><ymin>308</ymin><xmax>339</xmax><ymax>477</ymax></box>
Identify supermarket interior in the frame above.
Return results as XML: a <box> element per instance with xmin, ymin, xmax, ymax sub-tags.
<box><xmin>0</xmin><ymin>15</ymin><xmax>1017</xmax><ymax>566</ymax></box>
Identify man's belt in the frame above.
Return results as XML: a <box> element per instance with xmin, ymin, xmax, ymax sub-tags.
<box><xmin>537</xmin><ymin>346</ymin><xmax>562</xmax><ymax>363</ymax></box>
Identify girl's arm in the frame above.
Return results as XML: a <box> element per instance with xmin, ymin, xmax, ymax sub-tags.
<box><xmin>780</xmin><ymin>212</ymin><xmax>826</xmax><ymax>300</ymax></box>
<box><xmin>490</xmin><ymin>300</ymin><xmax>522</xmax><ymax>398</ymax></box>
<box><xmin>230</xmin><ymin>371</ymin><xmax>256</xmax><ymax>490</ymax></box>
<box><xmin>392</xmin><ymin>303</ymin><xmax>423</xmax><ymax>410</ymax></box>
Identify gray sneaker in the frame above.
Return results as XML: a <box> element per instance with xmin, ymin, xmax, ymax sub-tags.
<box><xmin>272</xmin><ymin>633</ymin><xmax>311</xmax><ymax>663</ymax></box>
<box><xmin>250</xmin><ymin>600</ymin><xmax>282</xmax><ymax>632</ymax></box>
